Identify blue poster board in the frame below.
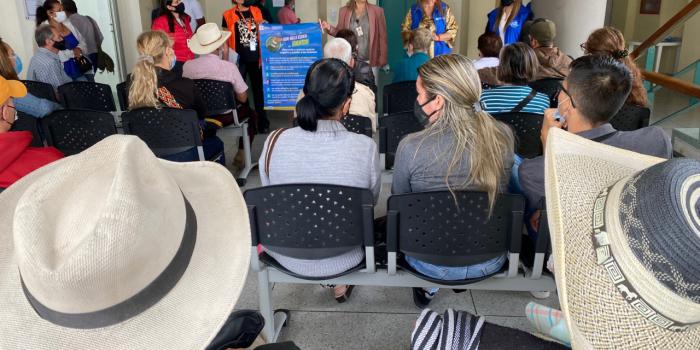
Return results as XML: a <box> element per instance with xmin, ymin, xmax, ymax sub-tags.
<box><xmin>260</xmin><ymin>23</ymin><xmax>323</xmax><ymax>110</ymax></box>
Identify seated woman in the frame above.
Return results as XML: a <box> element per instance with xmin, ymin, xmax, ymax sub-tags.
<box><xmin>480</xmin><ymin>43</ymin><xmax>549</xmax><ymax>115</ymax></box>
<box><xmin>0</xmin><ymin>76</ymin><xmax>63</xmax><ymax>189</ymax></box>
<box><xmin>392</xmin><ymin>54</ymin><xmax>514</xmax><ymax>308</ymax></box>
<box><xmin>127</xmin><ymin>30</ymin><xmax>224</xmax><ymax>165</ymax></box>
<box><xmin>0</xmin><ymin>39</ymin><xmax>60</xmax><ymax>118</ymax></box>
<box><xmin>259</xmin><ymin>58</ymin><xmax>380</xmax><ymax>302</ymax></box>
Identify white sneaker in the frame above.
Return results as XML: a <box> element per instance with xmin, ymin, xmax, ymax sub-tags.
<box><xmin>530</xmin><ymin>291</ymin><xmax>551</xmax><ymax>299</ymax></box>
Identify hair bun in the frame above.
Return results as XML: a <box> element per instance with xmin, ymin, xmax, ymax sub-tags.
<box><xmin>612</xmin><ymin>49</ymin><xmax>629</xmax><ymax>59</ymax></box>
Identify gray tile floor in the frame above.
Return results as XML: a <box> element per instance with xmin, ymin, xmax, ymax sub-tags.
<box><xmin>223</xmin><ymin>112</ymin><xmax>560</xmax><ymax>349</ymax></box>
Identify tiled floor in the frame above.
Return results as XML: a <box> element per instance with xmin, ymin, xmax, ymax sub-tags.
<box><xmin>223</xmin><ymin>112</ymin><xmax>559</xmax><ymax>349</ymax></box>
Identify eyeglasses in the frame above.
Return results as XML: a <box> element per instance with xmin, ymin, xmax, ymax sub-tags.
<box><xmin>579</xmin><ymin>43</ymin><xmax>588</xmax><ymax>53</ymax></box>
<box><xmin>558</xmin><ymin>83</ymin><xmax>576</xmax><ymax>109</ymax></box>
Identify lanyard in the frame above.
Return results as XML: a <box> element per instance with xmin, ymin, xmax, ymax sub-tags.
<box><xmin>236</xmin><ymin>7</ymin><xmax>255</xmax><ymax>32</ymax></box>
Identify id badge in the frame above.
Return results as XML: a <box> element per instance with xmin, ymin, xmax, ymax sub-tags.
<box><xmin>250</xmin><ymin>38</ymin><xmax>257</xmax><ymax>52</ymax></box>
<box><xmin>355</xmin><ymin>26</ymin><xmax>364</xmax><ymax>37</ymax></box>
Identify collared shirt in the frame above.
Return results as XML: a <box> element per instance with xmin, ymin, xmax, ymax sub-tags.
<box><xmin>518</xmin><ymin>123</ymin><xmax>673</xmax><ymax>207</ymax></box>
<box><xmin>277</xmin><ymin>5</ymin><xmax>299</xmax><ymax>25</ymax></box>
<box><xmin>182</xmin><ymin>54</ymin><xmax>249</xmax><ymax>94</ymax></box>
<box><xmin>26</xmin><ymin>48</ymin><xmax>73</xmax><ymax>89</ymax></box>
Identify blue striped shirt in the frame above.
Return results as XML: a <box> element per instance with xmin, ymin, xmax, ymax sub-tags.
<box><xmin>480</xmin><ymin>85</ymin><xmax>550</xmax><ymax>115</ymax></box>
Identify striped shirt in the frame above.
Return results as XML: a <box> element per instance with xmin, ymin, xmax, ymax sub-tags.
<box><xmin>480</xmin><ymin>85</ymin><xmax>550</xmax><ymax>115</ymax></box>
<box><xmin>26</xmin><ymin>48</ymin><xmax>73</xmax><ymax>89</ymax></box>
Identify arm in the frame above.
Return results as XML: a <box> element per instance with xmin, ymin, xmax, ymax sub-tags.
<box><xmin>258</xmin><ymin>135</ymin><xmax>272</xmax><ymax>186</ymax></box>
<box><xmin>391</xmin><ymin>140</ymin><xmax>413</xmax><ymax>195</ymax></box>
<box><xmin>439</xmin><ymin>7</ymin><xmax>458</xmax><ymax>46</ymax></box>
<box><xmin>377</xmin><ymin>7</ymin><xmax>388</xmax><ymax>67</ymax></box>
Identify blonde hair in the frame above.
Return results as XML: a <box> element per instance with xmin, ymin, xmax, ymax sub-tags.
<box><xmin>128</xmin><ymin>30</ymin><xmax>172</xmax><ymax>110</ymax></box>
<box><xmin>493</xmin><ymin>0</ymin><xmax>522</xmax><ymax>32</ymax></box>
<box><xmin>410</xmin><ymin>28</ymin><xmax>432</xmax><ymax>52</ymax></box>
<box><xmin>416</xmin><ymin>54</ymin><xmax>514</xmax><ymax>212</ymax></box>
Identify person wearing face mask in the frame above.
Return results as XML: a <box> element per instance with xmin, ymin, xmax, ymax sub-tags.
<box><xmin>277</xmin><ymin>0</ymin><xmax>300</xmax><ymax>25</ymax></box>
<box><xmin>486</xmin><ymin>0</ymin><xmax>533</xmax><ymax>46</ymax></box>
<box><xmin>152</xmin><ymin>0</ymin><xmax>195</xmax><ymax>74</ymax></box>
<box><xmin>0</xmin><ymin>38</ymin><xmax>60</xmax><ymax>118</ymax></box>
<box><xmin>127</xmin><ymin>31</ymin><xmax>224</xmax><ymax>165</ymax></box>
<box><xmin>223</xmin><ymin>0</ymin><xmax>269</xmax><ymax>133</ymax></box>
<box><xmin>0</xmin><ymin>75</ymin><xmax>63</xmax><ymax>190</ymax></box>
<box><xmin>393</xmin><ymin>54</ymin><xmax>515</xmax><ymax>309</ymax></box>
<box><xmin>35</xmin><ymin>0</ymin><xmax>93</xmax><ymax>82</ymax></box>
<box><xmin>400</xmin><ymin>0</ymin><xmax>458</xmax><ymax>58</ymax></box>
<box><xmin>27</xmin><ymin>24</ymin><xmax>73</xmax><ymax>89</ymax></box>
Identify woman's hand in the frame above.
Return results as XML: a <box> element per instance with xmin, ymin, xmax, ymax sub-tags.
<box><xmin>433</xmin><ymin>34</ymin><xmax>441</xmax><ymax>42</ymax></box>
<box><xmin>319</xmin><ymin>20</ymin><xmax>331</xmax><ymax>32</ymax></box>
<box><xmin>73</xmin><ymin>47</ymin><xmax>82</xmax><ymax>58</ymax></box>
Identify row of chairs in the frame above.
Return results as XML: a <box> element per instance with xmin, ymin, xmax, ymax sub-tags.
<box><xmin>245</xmin><ymin>184</ymin><xmax>555</xmax><ymax>341</ymax></box>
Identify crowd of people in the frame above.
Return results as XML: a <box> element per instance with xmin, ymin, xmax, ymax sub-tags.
<box><xmin>1</xmin><ymin>0</ymin><xmax>697</xmax><ymax>349</ymax></box>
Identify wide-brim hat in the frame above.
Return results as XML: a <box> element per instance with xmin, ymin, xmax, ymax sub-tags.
<box><xmin>0</xmin><ymin>135</ymin><xmax>251</xmax><ymax>349</ymax></box>
<box><xmin>544</xmin><ymin>128</ymin><xmax>700</xmax><ymax>349</ymax></box>
<box><xmin>188</xmin><ymin>23</ymin><xmax>232</xmax><ymax>55</ymax></box>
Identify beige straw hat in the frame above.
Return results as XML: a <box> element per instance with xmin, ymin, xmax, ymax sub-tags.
<box><xmin>544</xmin><ymin>128</ymin><xmax>700</xmax><ymax>349</ymax></box>
<box><xmin>0</xmin><ymin>135</ymin><xmax>250</xmax><ymax>349</ymax></box>
<box><xmin>188</xmin><ymin>23</ymin><xmax>232</xmax><ymax>55</ymax></box>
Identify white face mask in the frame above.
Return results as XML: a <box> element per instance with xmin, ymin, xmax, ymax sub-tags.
<box><xmin>54</xmin><ymin>11</ymin><xmax>68</xmax><ymax>23</ymax></box>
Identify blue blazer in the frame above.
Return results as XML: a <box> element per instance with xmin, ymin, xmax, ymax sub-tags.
<box><xmin>486</xmin><ymin>4</ymin><xmax>533</xmax><ymax>45</ymax></box>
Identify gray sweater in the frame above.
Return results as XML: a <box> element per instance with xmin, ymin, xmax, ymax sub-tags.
<box><xmin>259</xmin><ymin>120</ymin><xmax>380</xmax><ymax>277</ymax></box>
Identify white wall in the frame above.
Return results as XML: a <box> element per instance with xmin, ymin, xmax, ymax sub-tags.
<box><xmin>0</xmin><ymin>0</ymin><xmax>40</xmax><ymax>79</ymax></box>
<box><xmin>531</xmin><ymin>0</ymin><xmax>608</xmax><ymax>58</ymax></box>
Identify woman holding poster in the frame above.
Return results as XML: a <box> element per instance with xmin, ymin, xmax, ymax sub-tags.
<box><xmin>400</xmin><ymin>0</ymin><xmax>458</xmax><ymax>58</ymax></box>
<box><xmin>320</xmin><ymin>0</ymin><xmax>387</xmax><ymax>81</ymax></box>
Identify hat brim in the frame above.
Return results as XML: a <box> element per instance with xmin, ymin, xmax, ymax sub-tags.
<box><xmin>0</xmin><ymin>157</ymin><xmax>250</xmax><ymax>349</ymax></box>
<box><xmin>544</xmin><ymin>128</ymin><xmax>700</xmax><ymax>349</ymax></box>
<box><xmin>188</xmin><ymin>31</ymin><xmax>232</xmax><ymax>56</ymax></box>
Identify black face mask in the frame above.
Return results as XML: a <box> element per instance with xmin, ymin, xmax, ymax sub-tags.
<box><xmin>240</xmin><ymin>0</ymin><xmax>256</xmax><ymax>7</ymax></box>
<box><xmin>501</xmin><ymin>0</ymin><xmax>515</xmax><ymax>6</ymax></box>
<box><xmin>52</xmin><ymin>40</ymin><xmax>66</xmax><ymax>51</ymax></box>
<box><xmin>413</xmin><ymin>98</ymin><xmax>436</xmax><ymax>127</ymax></box>
<box><xmin>173</xmin><ymin>3</ymin><xmax>186</xmax><ymax>14</ymax></box>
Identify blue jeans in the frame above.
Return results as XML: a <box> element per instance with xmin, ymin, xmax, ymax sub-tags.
<box><xmin>161</xmin><ymin>136</ymin><xmax>226</xmax><ymax>165</ymax></box>
<box><xmin>14</xmin><ymin>93</ymin><xmax>61</xmax><ymax>118</ymax></box>
<box><xmin>406</xmin><ymin>254</ymin><xmax>507</xmax><ymax>294</ymax></box>
<box><xmin>510</xmin><ymin>154</ymin><xmax>524</xmax><ymax>194</ymax></box>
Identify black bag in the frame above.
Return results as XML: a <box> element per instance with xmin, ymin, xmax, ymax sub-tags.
<box><xmin>88</xmin><ymin>16</ymin><xmax>115</xmax><ymax>73</ymax></box>
<box><xmin>206</xmin><ymin>310</ymin><xmax>265</xmax><ymax>350</ymax></box>
<box><xmin>75</xmin><ymin>55</ymin><xmax>93</xmax><ymax>73</ymax></box>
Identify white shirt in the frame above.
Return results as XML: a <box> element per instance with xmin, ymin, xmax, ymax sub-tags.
<box><xmin>499</xmin><ymin>12</ymin><xmax>509</xmax><ymax>45</ymax></box>
<box><xmin>183</xmin><ymin>0</ymin><xmax>204</xmax><ymax>32</ymax></box>
<box><xmin>473</xmin><ymin>57</ymin><xmax>500</xmax><ymax>70</ymax></box>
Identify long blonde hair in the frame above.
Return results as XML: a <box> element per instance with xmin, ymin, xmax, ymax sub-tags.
<box><xmin>128</xmin><ymin>31</ymin><xmax>172</xmax><ymax>110</ymax></box>
<box><xmin>493</xmin><ymin>0</ymin><xmax>522</xmax><ymax>32</ymax></box>
<box><xmin>417</xmin><ymin>54</ymin><xmax>514</xmax><ymax>211</ymax></box>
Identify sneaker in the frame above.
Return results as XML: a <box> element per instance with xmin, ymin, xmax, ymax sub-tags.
<box><xmin>530</xmin><ymin>291</ymin><xmax>551</xmax><ymax>299</ymax></box>
<box><xmin>412</xmin><ymin>287</ymin><xmax>436</xmax><ymax>309</ymax></box>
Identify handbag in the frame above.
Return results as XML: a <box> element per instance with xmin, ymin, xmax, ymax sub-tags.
<box><xmin>205</xmin><ymin>310</ymin><xmax>265</xmax><ymax>350</ymax></box>
<box><xmin>63</xmin><ymin>56</ymin><xmax>92</xmax><ymax>79</ymax></box>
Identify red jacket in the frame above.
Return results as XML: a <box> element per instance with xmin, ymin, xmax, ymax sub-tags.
<box><xmin>0</xmin><ymin>131</ymin><xmax>63</xmax><ymax>189</ymax></box>
<box><xmin>152</xmin><ymin>14</ymin><xmax>195</xmax><ymax>62</ymax></box>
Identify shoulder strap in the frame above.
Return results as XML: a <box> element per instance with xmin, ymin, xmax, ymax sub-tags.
<box><xmin>511</xmin><ymin>88</ymin><xmax>538</xmax><ymax>113</ymax></box>
<box><xmin>264</xmin><ymin>128</ymin><xmax>289</xmax><ymax>177</ymax></box>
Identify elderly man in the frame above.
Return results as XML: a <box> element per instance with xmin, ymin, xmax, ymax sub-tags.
<box><xmin>26</xmin><ymin>24</ymin><xmax>73</xmax><ymax>89</ymax></box>
<box><xmin>296</xmin><ymin>38</ymin><xmax>376</xmax><ymax>131</ymax></box>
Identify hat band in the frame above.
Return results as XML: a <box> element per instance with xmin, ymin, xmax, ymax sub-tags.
<box><xmin>20</xmin><ymin>194</ymin><xmax>198</xmax><ymax>329</ymax></box>
<box><xmin>592</xmin><ymin>185</ymin><xmax>699</xmax><ymax>332</ymax></box>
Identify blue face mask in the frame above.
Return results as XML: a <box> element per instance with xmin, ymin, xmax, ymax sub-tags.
<box><xmin>14</xmin><ymin>55</ymin><xmax>22</xmax><ymax>75</ymax></box>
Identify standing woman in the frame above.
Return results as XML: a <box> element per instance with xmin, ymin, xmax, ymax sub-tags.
<box><xmin>36</xmin><ymin>0</ymin><xmax>93</xmax><ymax>82</ymax></box>
<box><xmin>152</xmin><ymin>0</ymin><xmax>195</xmax><ymax>73</ymax></box>
<box><xmin>320</xmin><ymin>0</ymin><xmax>388</xmax><ymax>81</ymax></box>
<box><xmin>486</xmin><ymin>0</ymin><xmax>533</xmax><ymax>46</ymax></box>
<box><xmin>400</xmin><ymin>0</ymin><xmax>458</xmax><ymax>58</ymax></box>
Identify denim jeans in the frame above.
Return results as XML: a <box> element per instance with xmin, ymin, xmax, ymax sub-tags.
<box><xmin>14</xmin><ymin>93</ymin><xmax>61</xmax><ymax>118</ymax></box>
<box><xmin>160</xmin><ymin>136</ymin><xmax>226</xmax><ymax>165</ymax></box>
<box><xmin>510</xmin><ymin>154</ymin><xmax>524</xmax><ymax>194</ymax></box>
<box><xmin>406</xmin><ymin>254</ymin><xmax>507</xmax><ymax>294</ymax></box>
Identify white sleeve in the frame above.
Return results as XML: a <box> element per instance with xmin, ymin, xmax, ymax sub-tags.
<box><xmin>191</xmin><ymin>0</ymin><xmax>204</xmax><ymax>19</ymax></box>
<box><xmin>64</xmin><ymin>20</ymin><xmax>88</xmax><ymax>53</ymax></box>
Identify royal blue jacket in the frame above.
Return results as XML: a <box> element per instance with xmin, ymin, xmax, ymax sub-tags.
<box><xmin>410</xmin><ymin>3</ymin><xmax>451</xmax><ymax>56</ymax></box>
<box><xmin>486</xmin><ymin>4</ymin><xmax>533</xmax><ymax>45</ymax></box>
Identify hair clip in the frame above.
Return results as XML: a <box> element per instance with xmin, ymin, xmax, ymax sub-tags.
<box><xmin>613</xmin><ymin>49</ymin><xmax>629</xmax><ymax>59</ymax></box>
<box><xmin>138</xmin><ymin>55</ymin><xmax>154</xmax><ymax>63</ymax></box>
<box><xmin>473</xmin><ymin>101</ymin><xmax>485</xmax><ymax>113</ymax></box>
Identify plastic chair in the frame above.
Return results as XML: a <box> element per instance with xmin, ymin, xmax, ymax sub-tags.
<box><xmin>116</xmin><ymin>81</ymin><xmax>130</xmax><ymax>111</ymax></box>
<box><xmin>193</xmin><ymin>79</ymin><xmax>256</xmax><ymax>184</ymax></box>
<box><xmin>529</xmin><ymin>78</ymin><xmax>563</xmax><ymax>108</ymax></box>
<box><xmin>121</xmin><ymin>107</ymin><xmax>207</xmax><ymax>161</ymax></box>
<box><xmin>246</xmin><ymin>184</ymin><xmax>375</xmax><ymax>341</ymax></box>
<box><xmin>383</xmin><ymin>80</ymin><xmax>417</xmax><ymax>116</ymax></box>
<box><xmin>610</xmin><ymin>104</ymin><xmax>651</xmax><ymax>131</ymax></box>
<box><xmin>21</xmin><ymin>80</ymin><xmax>58</xmax><ymax>103</ymax></box>
<box><xmin>58</xmin><ymin>82</ymin><xmax>117</xmax><ymax>112</ymax></box>
<box><xmin>378</xmin><ymin>111</ymin><xmax>424</xmax><ymax>169</ymax></box>
<box><xmin>491</xmin><ymin>112</ymin><xmax>544</xmax><ymax>159</ymax></box>
<box><xmin>41</xmin><ymin>109</ymin><xmax>118</xmax><ymax>156</ymax></box>
<box><xmin>11</xmin><ymin>112</ymin><xmax>44</xmax><ymax>147</ymax></box>
<box><xmin>341</xmin><ymin>114</ymin><xmax>372</xmax><ymax>138</ymax></box>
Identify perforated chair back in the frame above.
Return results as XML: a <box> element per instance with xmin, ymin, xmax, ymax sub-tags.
<box><xmin>121</xmin><ymin>107</ymin><xmax>203</xmax><ymax>159</ymax></box>
<box><xmin>58</xmin><ymin>82</ymin><xmax>117</xmax><ymax>112</ymax></box>
<box><xmin>116</xmin><ymin>81</ymin><xmax>130</xmax><ymax>111</ymax></box>
<box><xmin>245</xmin><ymin>184</ymin><xmax>374</xmax><ymax>260</ymax></box>
<box><xmin>529</xmin><ymin>78</ymin><xmax>563</xmax><ymax>108</ymax></box>
<box><xmin>387</xmin><ymin>191</ymin><xmax>524</xmax><ymax>267</ymax></box>
<box><xmin>379</xmin><ymin>111</ymin><xmax>424</xmax><ymax>169</ymax></box>
<box><xmin>21</xmin><ymin>80</ymin><xmax>57</xmax><ymax>102</ymax></box>
<box><xmin>42</xmin><ymin>109</ymin><xmax>118</xmax><ymax>155</ymax></box>
<box><xmin>383</xmin><ymin>81</ymin><xmax>417</xmax><ymax>116</ymax></box>
<box><xmin>11</xmin><ymin>112</ymin><xmax>44</xmax><ymax>147</ymax></box>
<box><xmin>341</xmin><ymin>114</ymin><xmax>372</xmax><ymax>137</ymax></box>
<box><xmin>610</xmin><ymin>104</ymin><xmax>650</xmax><ymax>131</ymax></box>
<box><xmin>491</xmin><ymin>112</ymin><xmax>544</xmax><ymax>159</ymax></box>
<box><xmin>193</xmin><ymin>79</ymin><xmax>238</xmax><ymax>116</ymax></box>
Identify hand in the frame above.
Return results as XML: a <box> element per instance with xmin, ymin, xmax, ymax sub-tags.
<box><xmin>319</xmin><ymin>20</ymin><xmax>331</xmax><ymax>32</ymax></box>
<box><xmin>541</xmin><ymin>108</ymin><xmax>566</xmax><ymax>148</ymax></box>
<box><xmin>73</xmin><ymin>47</ymin><xmax>82</xmax><ymax>58</ymax></box>
<box><xmin>433</xmin><ymin>34</ymin><xmax>441</xmax><ymax>42</ymax></box>
<box><xmin>529</xmin><ymin>210</ymin><xmax>541</xmax><ymax>232</ymax></box>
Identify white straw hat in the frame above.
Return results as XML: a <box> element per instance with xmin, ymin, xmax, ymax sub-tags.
<box><xmin>544</xmin><ymin>128</ymin><xmax>700</xmax><ymax>349</ymax></box>
<box><xmin>188</xmin><ymin>23</ymin><xmax>232</xmax><ymax>55</ymax></box>
<box><xmin>0</xmin><ymin>135</ymin><xmax>250</xmax><ymax>349</ymax></box>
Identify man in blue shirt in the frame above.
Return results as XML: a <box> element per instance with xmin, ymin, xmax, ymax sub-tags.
<box><xmin>393</xmin><ymin>28</ymin><xmax>431</xmax><ymax>83</ymax></box>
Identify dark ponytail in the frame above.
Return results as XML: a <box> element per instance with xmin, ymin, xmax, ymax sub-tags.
<box><xmin>297</xmin><ymin>58</ymin><xmax>355</xmax><ymax>132</ymax></box>
<box><xmin>36</xmin><ymin>0</ymin><xmax>60</xmax><ymax>27</ymax></box>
